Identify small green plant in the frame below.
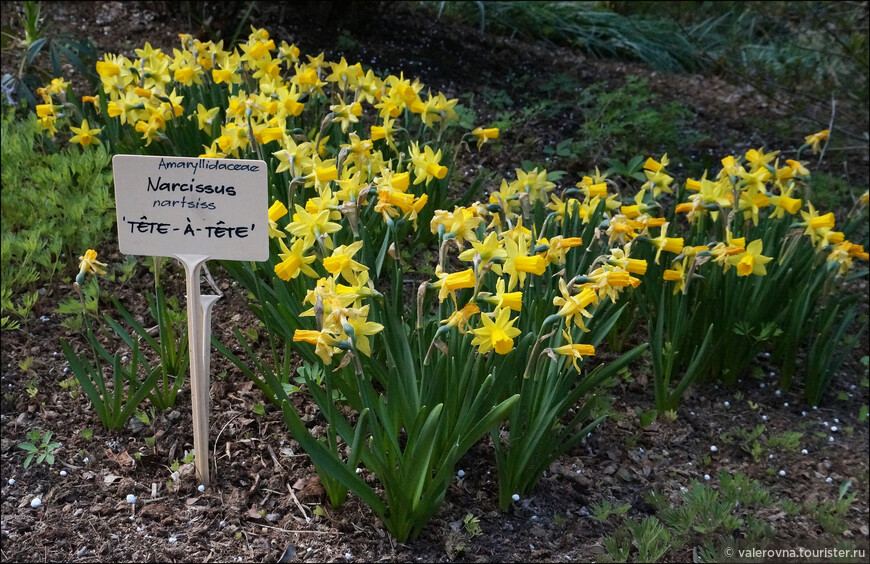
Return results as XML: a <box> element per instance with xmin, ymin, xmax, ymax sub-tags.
<box><xmin>589</xmin><ymin>500</ymin><xmax>631</xmax><ymax>522</ymax></box>
<box><xmin>134</xmin><ymin>406</ymin><xmax>157</xmax><ymax>426</ymax></box>
<box><xmin>59</xmin><ymin>376</ymin><xmax>80</xmax><ymax>398</ymax></box>
<box><xmin>18</xmin><ymin>429</ymin><xmax>61</xmax><ymax>468</ymax></box>
<box><xmin>61</xmin><ymin>328</ymin><xmax>159</xmax><ymax>431</ymax></box>
<box><xmin>80</xmin><ymin>428</ymin><xmax>93</xmax><ymax>441</ymax></box>
<box><xmin>602</xmin><ymin>529</ymin><xmax>631</xmax><ymax>563</ymax></box>
<box><xmin>765</xmin><ymin>431</ymin><xmax>803</xmax><ymax>452</ymax></box>
<box><xmin>463</xmin><ymin>513</ymin><xmax>483</xmax><ymax>537</ymax></box>
<box><xmin>106</xmin><ymin>283</ymin><xmax>189</xmax><ymax>410</ymax></box>
<box><xmin>625</xmin><ymin>516</ymin><xmax>671</xmax><ymax>563</ymax></box>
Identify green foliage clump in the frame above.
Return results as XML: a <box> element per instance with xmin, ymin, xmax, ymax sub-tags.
<box><xmin>0</xmin><ymin>108</ymin><xmax>114</xmax><ymax>305</ymax></box>
<box><xmin>575</xmin><ymin>77</ymin><xmax>690</xmax><ymax>166</ymax></box>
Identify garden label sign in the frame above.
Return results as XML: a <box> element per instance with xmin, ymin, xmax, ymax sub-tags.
<box><xmin>113</xmin><ymin>154</ymin><xmax>268</xmax><ymax>485</ymax></box>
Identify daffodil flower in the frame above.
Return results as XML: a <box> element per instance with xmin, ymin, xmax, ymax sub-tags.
<box><xmin>472</xmin><ymin>127</ymin><xmax>499</xmax><ymax>150</ymax></box>
<box><xmin>69</xmin><ymin>119</ymin><xmax>102</xmax><ymax>147</ymax></box>
<box><xmin>471</xmin><ymin>306</ymin><xmax>522</xmax><ymax>355</ymax></box>
<box><xmin>76</xmin><ymin>249</ymin><xmax>107</xmax><ymax>286</ymax></box>
<box><xmin>729</xmin><ymin>240</ymin><xmax>772</xmax><ymax>277</ymax></box>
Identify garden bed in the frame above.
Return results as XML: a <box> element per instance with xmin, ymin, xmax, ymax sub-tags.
<box><xmin>1</xmin><ymin>2</ymin><xmax>868</xmax><ymax>562</ymax></box>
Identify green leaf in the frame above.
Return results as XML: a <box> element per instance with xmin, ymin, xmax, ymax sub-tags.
<box><xmin>639</xmin><ymin>409</ymin><xmax>659</xmax><ymax>428</ymax></box>
<box><xmin>18</xmin><ymin>442</ymin><xmax>37</xmax><ymax>452</ymax></box>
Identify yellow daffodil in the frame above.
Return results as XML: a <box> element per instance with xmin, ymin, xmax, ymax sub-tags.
<box><xmin>268</xmin><ymin>200</ymin><xmax>288</xmax><ymax>239</ymax></box>
<box><xmin>552</xmin><ymin>336</ymin><xmax>595</xmax><ymax>372</ymax></box>
<box><xmin>730</xmin><ymin>239</ymin><xmax>772</xmax><ymax>277</ymax></box>
<box><xmin>553</xmin><ymin>279</ymin><xmax>598</xmax><ymax>332</ymax></box>
<box><xmin>441</xmin><ymin>302</ymin><xmax>480</xmax><ymax>334</ymax></box>
<box><xmin>662</xmin><ymin>257</ymin><xmax>689</xmax><ymax>294</ymax></box>
<box><xmin>471</xmin><ymin>306</ymin><xmax>522</xmax><ymax>355</ymax></box>
<box><xmin>472</xmin><ymin>127</ymin><xmax>499</xmax><ymax>149</ymax></box>
<box><xmin>478</xmin><ymin>278</ymin><xmax>522</xmax><ymax>312</ymax></box>
<box><xmin>804</xmin><ymin>130</ymin><xmax>829</xmax><ymax>154</ymax></box>
<box><xmin>69</xmin><ymin>119</ymin><xmax>101</xmax><ymax>147</ymax></box>
<box><xmin>322</xmin><ymin>241</ymin><xmax>367</xmax><ymax>284</ymax></box>
<box><xmin>76</xmin><ymin>249</ymin><xmax>107</xmax><ymax>286</ymax></box>
<box><xmin>275</xmin><ymin>237</ymin><xmax>318</xmax><ymax>281</ymax></box>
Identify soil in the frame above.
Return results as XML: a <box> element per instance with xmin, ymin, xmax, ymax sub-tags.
<box><xmin>1</xmin><ymin>2</ymin><xmax>868</xmax><ymax>563</ymax></box>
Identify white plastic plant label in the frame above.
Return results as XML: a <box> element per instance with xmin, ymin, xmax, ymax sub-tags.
<box><xmin>113</xmin><ymin>155</ymin><xmax>269</xmax><ymax>261</ymax></box>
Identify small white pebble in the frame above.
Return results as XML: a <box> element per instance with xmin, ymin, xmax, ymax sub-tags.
<box><xmin>60</xmin><ymin>470</ymin><xmax>67</xmax><ymax>477</ymax></box>
<box><xmin>83</xmin><ymin>457</ymin><xmax>89</xmax><ymax>464</ymax></box>
<box><xmin>823</xmin><ymin>421</ymin><xmax>829</xmax><ymax>427</ymax></box>
<box><xmin>775</xmin><ymin>390</ymin><xmax>781</xmax><ymax>396</ymax></box>
<box><xmin>812</xmin><ymin>406</ymin><xmax>818</xmax><ymax>410</ymax></box>
<box><xmin>710</xmin><ymin>445</ymin><xmax>718</xmax><ymax>452</ymax></box>
<box><xmin>724</xmin><ymin>401</ymin><xmax>730</xmax><ymax>408</ymax></box>
<box><xmin>760</xmin><ymin>383</ymin><xmax>765</xmax><ymax>388</ymax></box>
<box><xmin>126</xmin><ymin>494</ymin><xmax>136</xmax><ymax>504</ymax></box>
<box><xmin>802</xmin><ymin>411</ymin><xmax>807</xmax><ymax>417</ymax></box>
<box><xmin>307</xmin><ymin>548</ymin><xmax>312</xmax><ymax>553</ymax></box>
<box><xmin>763</xmin><ymin>352</ymin><xmax>770</xmax><ymax>358</ymax></box>
<box><xmin>168</xmin><ymin>536</ymin><xmax>177</xmax><ymax>544</ymax></box>
<box><xmin>129</xmin><ymin>515</ymin><xmax>135</xmax><ymax>521</ymax></box>
<box><xmin>531</xmin><ymin>515</ymin><xmax>538</xmax><ymax>520</ymax></box>
<box><xmin>831</xmin><ymin>426</ymin><xmax>838</xmax><ymax>432</ymax></box>
<box><xmin>122</xmin><ymin>356</ymin><xmax>128</xmax><ymax>362</ymax></box>
<box><xmin>704</xmin><ymin>474</ymin><xmax>711</xmax><ymax>481</ymax></box>
<box><xmin>512</xmin><ymin>494</ymin><xmax>520</xmax><ymax>502</ymax></box>
<box><xmin>779</xmin><ymin>470</ymin><xmax>786</xmax><ymax>477</ymax></box>
<box><xmin>219</xmin><ymin>521</ymin><xmax>226</xmax><ymax>528</ymax></box>
<box><xmin>690</xmin><ymin>411</ymin><xmax>696</xmax><ymax>416</ymax></box>
<box><xmin>828</xmin><ymin>436</ymin><xmax>835</xmax><ymax>443</ymax></box>
<box><xmin>784</xmin><ymin>402</ymin><xmax>789</xmax><ymax>407</ymax></box>
<box><xmin>457</xmin><ymin>470</ymin><xmax>465</xmax><ymax>478</ymax></box>
<box><xmin>197</xmin><ymin>485</ymin><xmax>205</xmax><ymax>492</ymax></box>
<box><xmin>826</xmin><ymin>477</ymin><xmax>833</xmax><ymax>484</ymax></box>
<box><xmin>769</xmin><ymin>371</ymin><xmax>775</xmax><ymax>377</ymax></box>
<box><xmin>769</xmin><ymin>454</ymin><xmax>774</xmax><ymax>459</ymax></box>
<box><xmin>7</xmin><ymin>479</ymin><xmax>14</xmax><ymax>486</ymax></box>
<box><xmin>801</xmin><ymin>449</ymin><xmax>808</xmax><ymax>455</ymax></box>
<box><xmin>834</xmin><ymin>418</ymin><xmax>839</xmax><ymax>423</ymax></box>
<box><xmin>762</xmin><ymin>415</ymin><xmax>768</xmax><ymax>421</ymax></box>
<box><xmin>30</xmin><ymin>497</ymin><xmax>41</xmax><ymax>508</ymax></box>
<box><xmin>355</xmin><ymin>468</ymin><xmax>362</xmax><ymax>474</ymax></box>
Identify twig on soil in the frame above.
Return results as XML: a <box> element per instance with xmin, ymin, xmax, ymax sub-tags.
<box><xmin>253</xmin><ymin>523</ymin><xmax>338</xmax><ymax>535</ymax></box>
<box><xmin>286</xmin><ymin>483</ymin><xmax>310</xmax><ymax>522</ymax></box>
<box><xmin>212</xmin><ymin>413</ymin><xmax>240</xmax><ymax>478</ymax></box>
<box><xmin>59</xmin><ymin>459</ymin><xmax>82</xmax><ymax>470</ymax></box>
<box><xmin>266</xmin><ymin>444</ymin><xmax>283</xmax><ymax>472</ymax></box>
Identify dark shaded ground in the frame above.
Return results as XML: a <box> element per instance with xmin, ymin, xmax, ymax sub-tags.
<box><xmin>1</xmin><ymin>2</ymin><xmax>868</xmax><ymax>562</ymax></box>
